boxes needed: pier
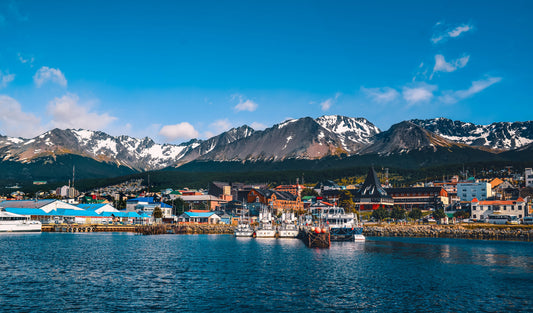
[298,227,330,248]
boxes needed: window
[518,205,522,211]
[473,214,477,218]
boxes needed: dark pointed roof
[356,168,392,199]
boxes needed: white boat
[254,207,276,238]
[0,210,42,232]
[234,203,254,237]
[320,206,365,242]
[278,212,299,238]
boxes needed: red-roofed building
[471,197,526,221]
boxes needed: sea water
[0,233,531,312]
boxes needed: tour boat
[320,206,364,241]
[277,212,299,238]
[0,210,42,232]
[254,207,276,238]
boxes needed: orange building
[247,188,303,214]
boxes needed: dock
[298,227,330,248]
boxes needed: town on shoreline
[1,166,532,240]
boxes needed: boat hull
[0,222,42,232]
[234,230,254,237]
[254,229,276,238]
[278,230,299,238]
[329,227,363,241]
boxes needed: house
[313,180,341,195]
[126,197,172,217]
[178,210,221,224]
[471,197,527,220]
[525,168,533,187]
[247,188,303,214]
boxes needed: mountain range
[0,115,532,182]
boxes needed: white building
[525,168,533,187]
[471,198,527,220]
[457,182,492,201]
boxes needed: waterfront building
[274,184,305,197]
[247,188,303,214]
[180,194,227,211]
[385,187,449,210]
[0,199,82,213]
[76,203,119,214]
[353,168,394,211]
[457,182,492,201]
[525,168,533,187]
[126,197,172,217]
[208,181,233,201]
[471,197,526,220]
[178,210,221,224]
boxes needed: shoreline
[363,224,533,242]
[42,223,533,241]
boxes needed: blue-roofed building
[76,203,118,214]
[126,197,173,218]
[178,211,221,224]
[0,199,82,213]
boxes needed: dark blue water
[0,233,531,312]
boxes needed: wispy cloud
[402,83,437,105]
[251,122,267,130]
[34,66,67,87]
[47,93,116,130]
[362,87,399,103]
[232,94,258,112]
[0,70,15,88]
[319,92,341,111]
[0,95,44,138]
[159,122,199,141]
[430,54,469,79]
[440,76,502,104]
[431,23,473,44]
[210,119,232,133]
[18,53,34,66]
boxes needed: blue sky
[0,0,531,143]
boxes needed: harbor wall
[363,224,533,241]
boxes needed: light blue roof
[3,208,50,216]
[54,209,101,217]
[183,212,216,218]
[76,203,108,211]
[127,197,154,203]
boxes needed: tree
[453,210,470,219]
[408,208,422,220]
[371,206,389,221]
[433,208,446,220]
[338,190,356,213]
[152,206,163,219]
[301,188,319,197]
[390,206,406,221]
[168,198,186,216]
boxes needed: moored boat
[0,210,42,232]
[278,212,299,238]
[320,206,364,241]
[254,207,276,238]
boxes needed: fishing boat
[254,207,276,238]
[234,207,254,237]
[277,212,299,238]
[320,206,364,241]
[0,210,42,232]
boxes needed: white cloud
[33,66,67,87]
[251,122,267,130]
[159,122,199,141]
[47,93,116,130]
[210,119,232,133]
[431,23,473,44]
[0,70,15,88]
[440,76,502,104]
[233,94,258,112]
[319,92,341,111]
[431,54,469,79]
[402,84,437,105]
[0,95,44,138]
[18,53,34,66]
[362,87,399,103]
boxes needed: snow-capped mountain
[410,118,533,150]
[195,116,381,161]
[0,126,255,171]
